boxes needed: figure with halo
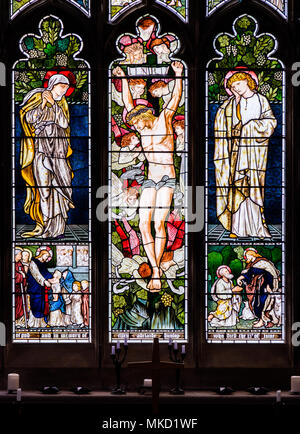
[214,69,277,238]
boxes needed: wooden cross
[128,338,184,414]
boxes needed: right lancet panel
[205,15,285,343]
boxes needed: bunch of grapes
[18,72,30,83]
[242,34,251,46]
[274,71,283,81]
[161,293,173,307]
[231,45,238,57]
[82,92,89,102]
[114,308,124,317]
[114,113,123,126]
[208,73,215,86]
[260,83,270,95]
[257,54,266,66]
[29,49,39,58]
[56,54,68,67]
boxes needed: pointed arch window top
[206,0,232,16]
[109,0,143,22]
[10,0,91,19]
[155,0,189,23]
[207,0,287,18]
[261,0,287,18]
[11,0,39,19]
[66,0,90,17]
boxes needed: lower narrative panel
[13,243,91,343]
[206,243,285,343]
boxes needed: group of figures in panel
[15,245,89,332]
[110,15,187,339]
[207,246,282,334]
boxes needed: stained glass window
[155,0,189,23]
[262,0,287,18]
[66,0,91,17]
[109,15,188,343]
[12,15,92,342]
[109,0,143,22]
[10,0,91,19]
[205,14,285,343]
[10,0,39,19]
[207,0,231,16]
[207,0,287,18]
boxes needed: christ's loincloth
[142,175,176,191]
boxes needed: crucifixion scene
[109,15,187,342]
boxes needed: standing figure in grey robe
[20,74,75,239]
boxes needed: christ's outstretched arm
[163,61,184,117]
[112,66,134,112]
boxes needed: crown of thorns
[126,105,153,125]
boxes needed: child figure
[48,270,62,302]
[70,281,84,327]
[47,270,67,327]
[81,280,89,327]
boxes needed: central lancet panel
[108,15,188,343]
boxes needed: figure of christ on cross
[113,61,184,292]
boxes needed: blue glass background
[14,104,89,225]
[15,187,89,224]
[14,104,89,188]
[15,104,89,138]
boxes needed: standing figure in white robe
[20,74,75,239]
[214,71,277,238]
[69,281,84,326]
[208,265,242,327]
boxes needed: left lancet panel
[12,15,92,343]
